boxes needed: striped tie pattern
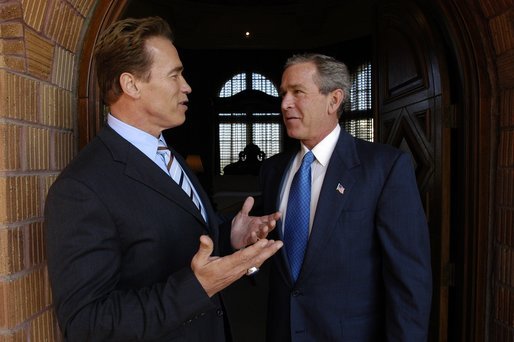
[157,141,205,219]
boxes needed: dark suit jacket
[45,126,228,341]
[261,128,432,341]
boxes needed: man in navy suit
[260,53,432,341]
[45,17,282,341]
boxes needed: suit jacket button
[292,289,301,297]
[216,308,224,316]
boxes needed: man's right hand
[191,235,283,297]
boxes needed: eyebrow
[280,83,304,93]
[168,65,184,75]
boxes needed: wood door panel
[384,28,429,100]
[376,1,451,341]
[381,99,435,192]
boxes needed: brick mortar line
[0,262,47,282]
[0,117,76,132]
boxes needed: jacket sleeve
[375,152,433,341]
[44,176,217,341]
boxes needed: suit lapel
[99,127,210,230]
[170,147,220,237]
[266,151,297,285]
[297,130,361,282]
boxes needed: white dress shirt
[280,125,341,235]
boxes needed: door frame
[78,0,128,149]
[434,1,496,341]
[77,1,496,340]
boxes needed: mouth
[284,115,300,122]
[283,109,300,121]
[179,100,189,108]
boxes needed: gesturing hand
[191,235,283,297]
[230,196,281,250]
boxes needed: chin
[286,128,302,140]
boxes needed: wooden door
[375,1,452,341]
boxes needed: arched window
[216,72,282,174]
[219,72,279,98]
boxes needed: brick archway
[77,0,127,149]
[0,0,512,340]
[0,0,126,339]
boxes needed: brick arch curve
[69,1,511,342]
[77,0,128,149]
[431,1,497,340]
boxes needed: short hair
[94,16,174,105]
[284,53,350,116]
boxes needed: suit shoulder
[354,137,405,161]
[54,135,114,184]
[348,137,415,177]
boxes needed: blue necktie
[284,151,314,281]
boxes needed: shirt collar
[107,114,165,160]
[300,125,341,167]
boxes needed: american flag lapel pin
[336,183,345,195]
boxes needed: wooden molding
[78,1,128,149]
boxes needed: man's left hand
[230,197,281,250]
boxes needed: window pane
[251,73,279,97]
[350,63,372,111]
[219,112,246,117]
[219,73,246,97]
[219,123,247,173]
[342,118,374,142]
[253,112,280,116]
[252,123,281,159]
[218,72,282,175]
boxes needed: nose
[281,93,293,111]
[181,77,192,94]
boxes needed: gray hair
[284,53,350,116]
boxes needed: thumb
[196,235,214,261]
[239,196,255,216]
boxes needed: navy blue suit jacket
[261,128,432,341]
[45,126,228,341]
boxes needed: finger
[250,231,259,243]
[239,196,255,216]
[271,211,282,221]
[252,241,283,268]
[238,239,283,268]
[268,212,281,226]
[254,225,268,240]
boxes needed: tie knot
[301,151,315,167]
[157,139,170,153]
[157,140,173,171]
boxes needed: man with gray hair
[260,53,432,341]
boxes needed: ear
[328,89,344,115]
[119,72,140,99]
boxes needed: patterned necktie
[157,140,205,220]
[284,151,315,281]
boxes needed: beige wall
[0,0,512,341]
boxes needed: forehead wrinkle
[281,82,304,92]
